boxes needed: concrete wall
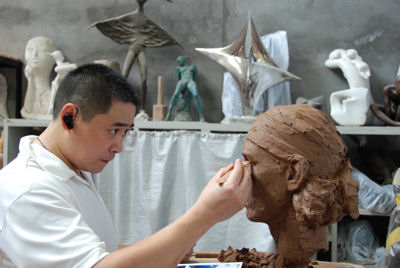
[0,0,399,122]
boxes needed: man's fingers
[224,159,244,185]
[240,163,252,194]
[218,163,234,177]
[217,160,251,186]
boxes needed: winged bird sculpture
[91,0,181,111]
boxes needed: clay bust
[21,36,56,119]
[242,104,359,267]
[325,48,373,126]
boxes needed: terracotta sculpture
[325,48,374,126]
[370,74,400,126]
[165,56,204,121]
[91,0,180,113]
[242,104,359,267]
[21,36,57,120]
[383,75,400,121]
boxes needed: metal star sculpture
[196,16,300,116]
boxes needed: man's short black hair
[53,63,139,121]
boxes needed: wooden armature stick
[217,161,250,186]
[157,75,164,105]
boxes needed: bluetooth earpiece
[63,107,79,130]
[63,114,74,129]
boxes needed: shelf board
[3,118,50,128]
[136,121,400,135]
[133,121,252,133]
[337,126,400,135]
[358,208,392,216]
[4,119,400,136]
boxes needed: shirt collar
[20,135,93,187]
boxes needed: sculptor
[242,104,359,267]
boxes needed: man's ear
[286,154,310,191]
[59,103,78,130]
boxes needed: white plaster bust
[21,36,56,120]
[325,48,374,126]
[0,73,9,119]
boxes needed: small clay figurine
[370,74,400,126]
[165,56,204,121]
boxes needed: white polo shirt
[0,136,118,267]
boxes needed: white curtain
[94,130,274,252]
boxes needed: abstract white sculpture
[325,48,374,126]
[48,50,77,116]
[21,36,56,120]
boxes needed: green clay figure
[165,56,204,121]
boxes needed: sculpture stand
[152,76,167,121]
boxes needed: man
[0,64,251,267]
[242,104,359,267]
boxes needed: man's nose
[111,136,124,153]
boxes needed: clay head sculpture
[242,104,359,267]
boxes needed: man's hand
[192,159,252,225]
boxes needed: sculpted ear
[286,154,310,191]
